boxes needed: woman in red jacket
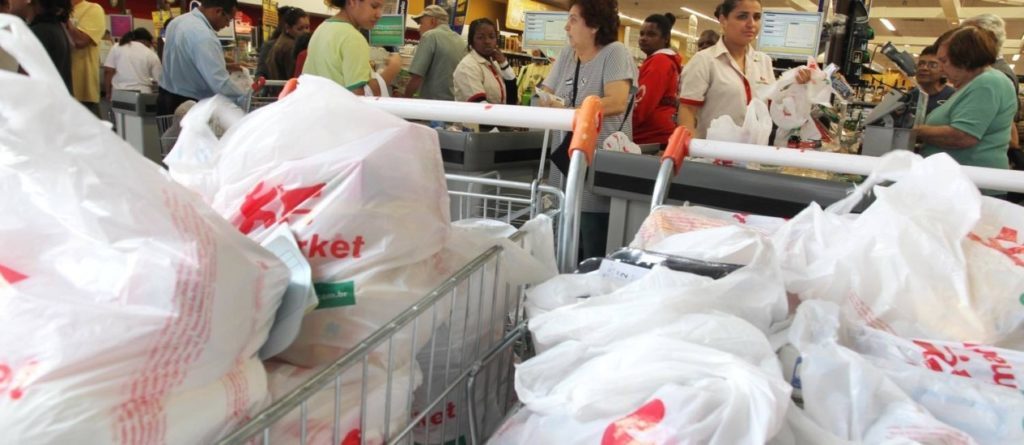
[634,13,683,146]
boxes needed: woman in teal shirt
[916,25,1016,170]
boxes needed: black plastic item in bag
[577,248,743,280]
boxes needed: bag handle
[826,150,918,215]
[0,16,64,87]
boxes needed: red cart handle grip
[279,78,299,99]
[662,126,692,175]
[568,96,603,166]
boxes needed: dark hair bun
[664,13,676,26]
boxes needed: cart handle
[568,96,603,165]
[279,78,299,99]
[662,126,692,175]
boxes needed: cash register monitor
[523,11,570,58]
[756,11,823,61]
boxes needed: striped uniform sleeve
[678,52,711,107]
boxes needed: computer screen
[756,10,822,61]
[522,11,569,58]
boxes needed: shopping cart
[249,78,290,111]
[216,95,603,445]
[647,127,1024,207]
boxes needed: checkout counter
[591,150,856,250]
[437,129,548,220]
[111,90,162,164]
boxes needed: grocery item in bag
[0,17,289,444]
[630,205,786,250]
[773,151,1024,348]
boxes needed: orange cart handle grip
[662,126,692,175]
[279,78,299,99]
[568,96,603,165]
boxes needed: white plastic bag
[706,98,773,146]
[788,301,1024,444]
[529,225,788,353]
[0,16,289,444]
[168,75,453,367]
[773,151,1024,348]
[491,318,791,445]
[765,59,833,143]
[789,301,1024,444]
[630,205,786,250]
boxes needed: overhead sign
[369,14,405,47]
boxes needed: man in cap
[403,4,467,100]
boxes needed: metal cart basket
[215,96,604,445]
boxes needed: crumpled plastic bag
[789,301,1022,444]
[765,58,833,143]
[490,317,791,445]
[772,150,1024,349]
[706,98,773,147]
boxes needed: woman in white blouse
[678,0,809,138]
[453,18,516,105]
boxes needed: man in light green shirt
[404,5,466,100]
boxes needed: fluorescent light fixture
[879,18,896,32]
[680,7,717,22]
[1014,54,1020,62]
[1012,64,1017,70]
[618,13,643,25]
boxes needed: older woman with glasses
[916,26,1016,185]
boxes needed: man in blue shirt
[158,0,247,114]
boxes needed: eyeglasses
[917,61,940,69]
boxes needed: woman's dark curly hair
[570,0,620,46]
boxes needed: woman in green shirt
[303,0,401,96]
[916,25,1016,171]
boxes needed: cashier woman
[678,0,810,138]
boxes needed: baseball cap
[412,5,449,23]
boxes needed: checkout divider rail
[216,96,604,445]
[649,127,1024,208]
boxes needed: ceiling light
[1012,64,1017,70]
[618,13,643,25]
[680,7,717,22]
[1014,54,1021,62]
[879,18,896,32]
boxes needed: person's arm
[1011,124,1020,150]
[916,80,1003,150]
[676,53,711,132]
[678,104,699,133]
[915,124,979,149]
[633,58,671,127]
[492,51,516,81]
[404,34,435,98]
[66,5,105,49]
[193,34,248,97]
[601,80,631,116]
[103,67,115,100]
[149,51,163,86]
